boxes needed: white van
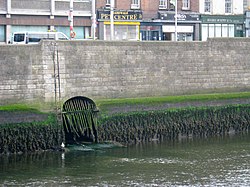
[11,31,69,44]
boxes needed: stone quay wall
[0,38,250,106]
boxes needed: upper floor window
[106,0,110,4]
[159,0,167,9]
[106,0,111,8]
[169,0,176,10]
[106,0,115,9]
[204,0,211,13]
[131,0,140,9]
[225,0,232,13]
[182,0,190,10]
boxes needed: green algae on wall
[0,114,64,154]
[97,105,250,145]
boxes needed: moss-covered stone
[97,105,250,145]
[0,114,64,154]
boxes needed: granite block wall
[0,38,250,105]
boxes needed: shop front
[140,22,162,41]
[97,10,142,41]
[0,25,5,43]
[158,11,200,41]
[200,15,244,41]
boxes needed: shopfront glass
[201,24,236,41]
[228,24,234,37]
[0,26,5,42]
[104,24,139,40]
[140,25,161,41]
[11,26,48,34]
[55,26,87,39]
[222,24,228,37]
[215,24,221,37]
[162,25,194,41]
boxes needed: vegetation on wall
[97,105,250,145]
[0,114,64,154]
[1,92,250,153]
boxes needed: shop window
[228,24,234,37]
[159,0,167,9]
[131,0,140,9]
[0,26,5,42]
[215,24,222,37]
[182,0,190,10]
[222,24,228,37]
[204,0,211,13]
[208,24,215,38]
[225,0,232,13]
[201,24,208,41]
[104,24,139,41]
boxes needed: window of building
[204,0,211,13]
[225,0,232,13]
[201,23,236,41]
[182,0,190,10]
[104,24,140,41]
[0,26,5,42]
[169,0,176,10]
[131,0,140,9]
[106,0,111,8]
[106,0,115,9]
[159,0,167,9]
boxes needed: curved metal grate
[62,96,99,143]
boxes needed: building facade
[0,0,94,44]
[1,0,248,43]
[157,0,200,41]
[199,0,244,41]
[96,0,144,41]
[96,0,200,41]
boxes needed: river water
[0,133,250,187]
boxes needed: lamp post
[110,0,114,40]
[69,0,74,39]
[174,0,178,41]
[91,0,96,39]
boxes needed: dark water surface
[0,133,250,186]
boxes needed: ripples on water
[0,133,250,186]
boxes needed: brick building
[96,0,200,41]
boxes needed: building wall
[0,0,93,43]
[141,0,159,19]
[0,39,250,106]
[199,0,243,14]
[0,0,6,12]
[188,0,199,12]
[0,44,45,103]
[97,0,199,18]
[243,0,248,10]
[96,0,200,41]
